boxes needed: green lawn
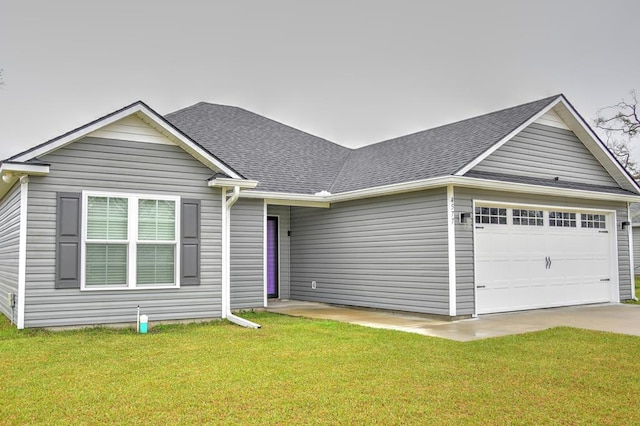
[1,313,639,425]
[629,276,640,304]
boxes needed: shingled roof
[329,96,560,192]
[165,103,351,193]
[166,96,561,194]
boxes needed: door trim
[266,215,280,299]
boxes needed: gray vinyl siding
[24,137,222,328]
[267,205,291,299]
[230,198,264,309]
[0,183,21,322]
[290,189,450,315]
[454,187,632,314]
[471,123,618,187]
[633,226,640,274]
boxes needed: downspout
[223,186,261,328]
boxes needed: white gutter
[221,185,261,329]
[239,175,640,205]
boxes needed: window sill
[80,285,180,291]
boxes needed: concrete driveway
[266,300,640,341]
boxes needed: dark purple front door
[267,216,278,298]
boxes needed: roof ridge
[167,102,351,151]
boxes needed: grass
[1,313,639,425]
[627,276,640,304]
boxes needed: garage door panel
[475,205,613,314]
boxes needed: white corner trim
[628,203,636,300]
[447,185,457,317]
[471,199,478,318]
[611,210,621,303]
[456,97,563,175]
[221,188,228,319]
[17,176,29,329]
[263,201,268,308]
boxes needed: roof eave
[8,102,243,180]
[455,95,640,195]
[0,162,51,200]
[208,178,259,189]
[241,175,640,205]
[455,96,563,176]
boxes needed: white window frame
[80,191,181,290]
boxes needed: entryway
[267,216,279,298]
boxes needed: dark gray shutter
[56,193,82,289]
[181,199,201,286]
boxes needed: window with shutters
[82,192,180,289]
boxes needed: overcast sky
[1,0,639,161]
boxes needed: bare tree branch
[595,90,640,138]
[594,90,640,178]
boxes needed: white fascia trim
[446,185,457,317]
[455,176,640,203]
[10,104,242,179]
[17,176,29,329]
[240,174,640,207]
[239,190,331,208]
[0,163,50,176]
[456,97,563,175]
[208,178,259,189]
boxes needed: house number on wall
[450,196,455,225]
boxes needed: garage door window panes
[581,213,606,229]
[549,212,576,227]
[475,207,507,224]
[513,209,544,226]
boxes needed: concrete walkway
[266,300,640,341]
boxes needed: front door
[267,216,279,298]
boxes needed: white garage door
[475,205,615,314]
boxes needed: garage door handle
[600,278,610,282]
[477,285,486,289]
[545,256,552,269]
